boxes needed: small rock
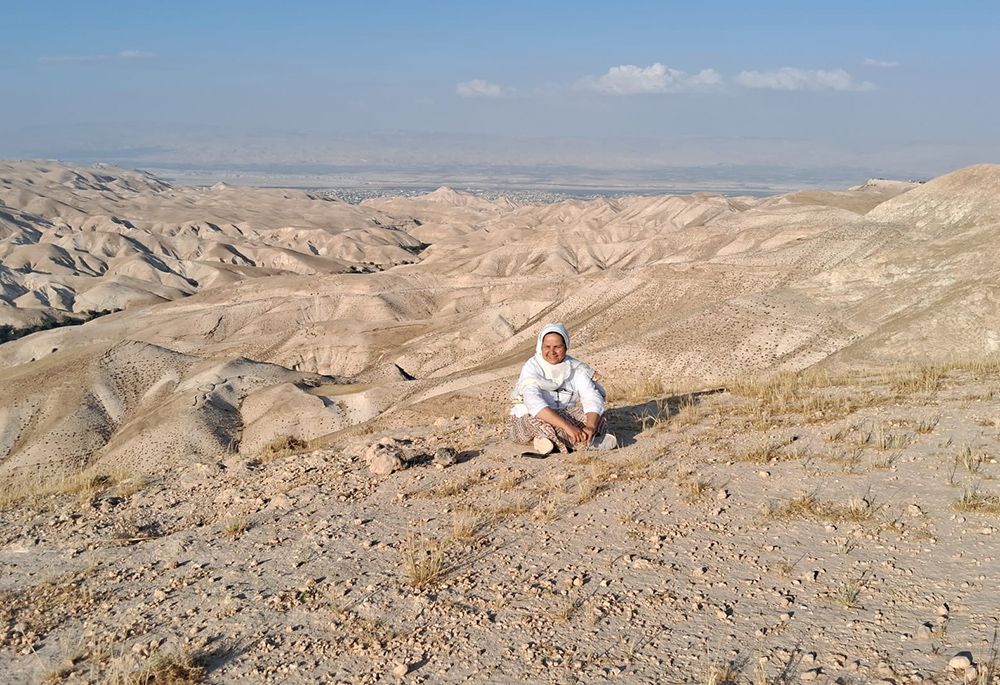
[937,603,950,616]
[392,663,409,678]
[433,447,458,468]
[802,652,817,665]
[965,667,978,682]
[268,493,293,510]
[800,668,821,681]
[716,489,729,500]
[916,623,933,639]
[908,504,923,517]
[366,443,405,476]
[949,655,973,671]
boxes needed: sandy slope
[3,365,1000,683]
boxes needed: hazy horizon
[2,1,998,188]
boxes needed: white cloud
[864,58,899,68]
[39,50,157,64]
[578,62,723,95]
[118,50,156,60]
[456,79,513,98]
[734,67,875,92]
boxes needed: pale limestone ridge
[0,160,426,327]
[8,162,1000,489]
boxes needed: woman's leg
[548,408,608,452]
[507,408,608,453]
[506,413,568,452]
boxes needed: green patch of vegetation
[0,309,121,345]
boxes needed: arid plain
[2,160,1000,683]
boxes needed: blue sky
[2,1,998,180]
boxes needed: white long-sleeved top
[509,357,606,418]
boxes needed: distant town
[326,186,777,205]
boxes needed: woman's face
[541,332,567,364]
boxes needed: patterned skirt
[505,407,609,453]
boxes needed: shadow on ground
[607,387,726,447]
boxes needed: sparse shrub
[956,444,986,474]
[104,648,206,685]
[954,485,1000,514]
[764,491,878,523]
[223,516,247,537]
[451,507,481,540]
[887,363,943,394]
[702,660,740,685]
[833,577,865,608]
[259,435,309,462]
[402,532,447,588]
[607,378,666,404]
[575,478,603,503]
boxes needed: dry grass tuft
[545,593,580,623]
[764,491,876,522]
[451,507,482,541]
[954,485,1000,514]
[1,467,128,510]
[418,471,485,499]
[833,577,865,609]
[681,478,713,504]
[259,435,309,462]
[736,435,799,464]
[701,659,741,685]
[402,532,448,589]
[223,516,247,537]
[575,478,602,504]
[492,496,534,519]
[497,471,525,492]
[956,445,987,475]
[887,364,943,395]
[915,416,940,434]
[827,447,864,473]
[104,649,207,685]
[607,377,666,404]
[873,426,909,451]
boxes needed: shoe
[589,433,618,451]
[533,436,555,455]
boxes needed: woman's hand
[565,424,589,445]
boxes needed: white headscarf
[511,323,604,400]
[533,323,573,388]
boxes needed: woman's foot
[533,436,555,455]
[589,433,618,450]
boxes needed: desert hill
[0,160,429,328]
[5,161,1000,491]
[7,160,1000,683]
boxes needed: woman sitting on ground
[507,323,617,455]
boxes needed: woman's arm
[575,370,605,442]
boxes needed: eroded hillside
[5,162,1000,489]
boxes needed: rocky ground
[3,362,1000,684]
